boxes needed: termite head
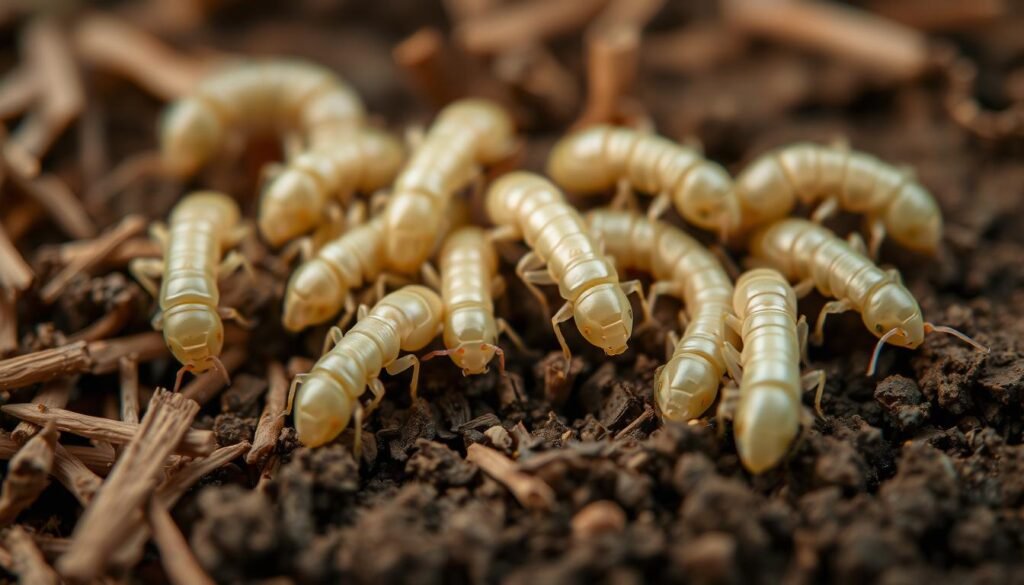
[293,374,352,447]
[546,127,617,192]
[654,357,719,421]
[735,386,799,474]
[159,98,225,178]
[283,260,345,332]
[862,282,924,349]
[573,284,633,355]
[259,167,324,247]
[384,190,441,273]
[162,304,224,372]
[674,163,742,239]
[442,309,498,375]
[884,184,942,253]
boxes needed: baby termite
[735,142,943,256]
[289,285,443,448]
[160,59,365,177]
[747,218,987,374]
[383,98,517,274]
[720,268,825,474]
[585,209,736,421]
[547,125,741,240]
[129,192,250,389]
[258,127,405,247]
[420,226,525,375]
[487,172,646,370]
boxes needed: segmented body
[292,285,443,447]
[486,172,634,355]
[258,127,404,247]
[736,142,942,252]
[586,209,734,420]
[730,269,803,474]
[282,217,386,332]
[159,192,241,371]
[438,227,501,374]
[383,98,516,273]
[749,218,925,349]
[160,59,365,177]
[547,125,740,237]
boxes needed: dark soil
[3,1,1024,584]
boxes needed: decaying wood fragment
[148,503,216,585]
[247,361,287,467]
[0,341,90,392]
[455,0,607,55]
[181,346,247,405]
[574,25,641,128]
[120,355,140,424]
[40,214,146,303]
[2,526,60,585]
[0,423,57,526]
[11,378,73,444]
[466,442,555,510]
[51,444,102,505]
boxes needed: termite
[129,192,250,387]
[258,127,405,247]
[748,218,986,374]
[585,209,735,420]
[282,215,386,332]
[420,227,524,375]
[290,285,443,448]
[546,125,741,240]
[160,59,365,177]
[720,268,825,474]
[382,98,516,274]
[487,172,645,368]
[735,142,943,256]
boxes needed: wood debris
[466,442,555,510]
[40,214,147,303]
[247,361,287,467]
[51,444,103,506]
[1,526,60,585]
[455,0,607,55]
[181,346,247,405]
[0,422,57,526]
[120,355,141,424]
[11,378,73,444]
[148,502,216,585]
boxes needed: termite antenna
[924,323,989,354]
[419,348,452,362]
[867,327,905,376]
[172,365,191,393]
[490,344,506,377]
[210,355,232,386]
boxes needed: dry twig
[120,355,140,424]
[0,422,57,526]
[0,222,33,294]
[0,341,90,392]
[2,526,59,585]
[0,293,16,357]
[865,0,1004,32]
[393,28,466,108]
[455,0,607,55]
[247,361,287,466]
[0,433,115,477]
[466,442,555,510]
[574,25,641,128]
[11,378,73,443]
[148,503,216,585]
[51,444,103,506]
[40,214,147,303]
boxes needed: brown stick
[722,0,929,79]
[0,341,90,392]
[181,346,247,405]
[47,236,161,268]
[0,433,115,476]
[6,170,97,240]
[57,389,201,581]
[573,25,640,128]
[466,443,555,510]
[74,13,213,101]
[0,422,57,526]
[120,355,140,425]
[0,293,16,357]
[11,378,73,444]
[0,66,37,120]
[14,18,84,158]
[455,0,608,55]
[66,292,135,343]
[149,503,216,585]
[2,526,59,585]
[393,28,466,109]
[641,23,747,74]
[51,444,102,506]
[247,361,287,467]
[0,403,216,458]
[87,331,168,374]
[40,214,146,303]
[0,222,33,293]
[589,0,665,32]
[864,0,1004,32]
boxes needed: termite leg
[793,278,815,299]
[366,377,386,415]
[321,326,344,356]
[151,311,164,331]
[811,197,839,224]
[551,301,575,376]
[715,382,739,437]
[420,262,442,292]
[218,306,252,328]
[385,354,421,400]
[885,268,903,285]
[611,178,639,212]
[497,318,529,354]
[312,201,346,247]
[373,273,412,304]
[129,258,164,297]
[218,250,255,283]
[404,125,425,149]
[227,223,252,248]
[336,293,357,330]
[665,329,681,361]
[711,245,742,281]
[722,341,743,383]
[797,314,811,367]
[280,236,313,264]
[646,192,671,221]
[724,313,743,337]
[487,224,520,244]
[620,279,652,324]
[284,373,308,414]
[369,189,390,216]
[357,304,369,322]
[646,281,680,316]
[846,232,869,257]
[802,369,827,418]
[677,310,690,332]
[867,219,886,260]
[812,299,853,346]
[490,275,508,298]
[516,251,552,318]
[148,222,169,247]
[352,402,364,459]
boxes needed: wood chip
[120,355,140,424]
[0,403,216,458]
[0,422,57,526]
[57,389,201,581]
[455,0,607,55]
[87,331,168,374]
[148,503,216,585]
[11,378,73,444]
[40,214,146,303]
[0,341,90,392]
[246,361,286,467]
[466,442,555,510]
[51,443,102,506]
[2,526,59,585]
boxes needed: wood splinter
[247,361,287,467]
[2,525,60,585]
[466,442,555,510]
[0,422,57,526]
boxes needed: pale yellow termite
[546,125,741,240]
[160,59,365,177]
[383,98,516,274]
[281,216,386,332]
[721,268,825,474]
[735,142,943,255]
[748,218,986,374]
[486,172,645,368]
[420,226,524,375]
[585,209,735,421]
[258,127,405,247]
[129,192,249,386]
[290,285,443,448]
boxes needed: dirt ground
[2,1,1024,584]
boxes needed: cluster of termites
[136,58,988,475]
